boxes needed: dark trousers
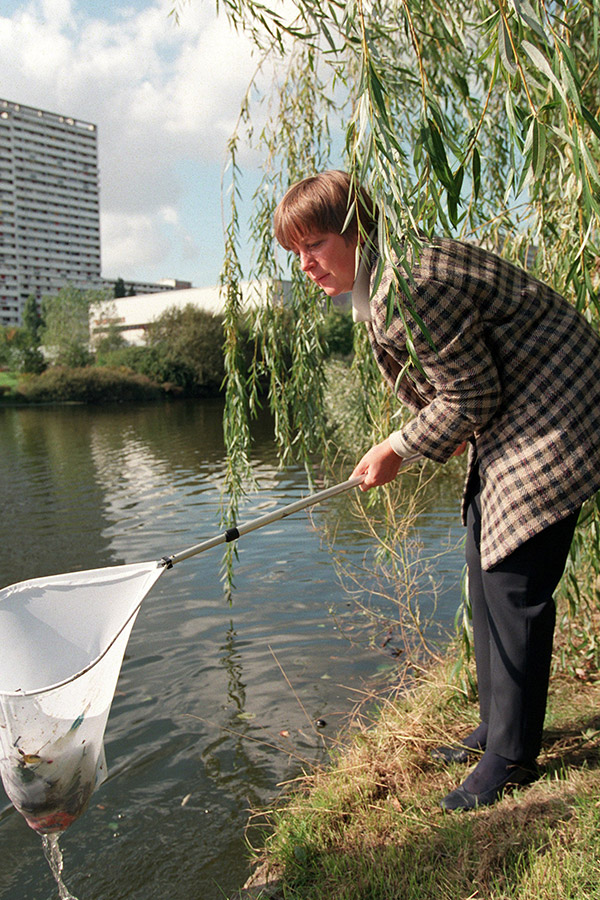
[465,471,579,761]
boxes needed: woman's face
[290,231,358,296]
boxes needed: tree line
[0,285,354,402]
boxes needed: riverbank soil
[238,650,600,900]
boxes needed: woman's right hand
[351,438,404,491]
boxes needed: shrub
[16,366,164,404]
[145,305,227,395]
[98,345,165,377]
[12,345,47,375]
[96,343,199,393]
[93,323,128,360]
[0,325,46,374]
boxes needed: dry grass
[237,653,600,900]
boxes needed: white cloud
[0,0,263,284]
[40,0,73,28]
[160,206,180,227]
[101,210,171,276]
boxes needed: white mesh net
[0,561,164,832]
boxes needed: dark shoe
[440,760,538,811]
[431,744,477,765]
[431,723,488,765]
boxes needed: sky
[0,0,268,287]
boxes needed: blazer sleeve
[372,275,504,463]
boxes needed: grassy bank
[0,366,174,404]
[0,370,18,396]
[238,648,600,900]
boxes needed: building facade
[0,98,102,328]
[92,280,293,346]
[103,277,193,298]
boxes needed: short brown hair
[274,170,376,250]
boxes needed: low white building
[91,279,292,346]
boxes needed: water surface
[0,401,464,899]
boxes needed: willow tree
[211,0,598,479]
[203,0,600,622]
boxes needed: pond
[0,400,465,900]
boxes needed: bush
[16,366,164,404]
[145,305,227,395]
[0,325,46,374]
[93,323,128,360]
[98,345,167,378]
[0,370,18,400]
[97,343,202,393]
[95,307,235,397]
[12,345,47,375]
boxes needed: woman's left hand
[351,439,404,491]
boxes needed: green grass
[0,370,18,392]
[237,653,600,900]
[0,369,18,402]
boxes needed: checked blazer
[365,237,600,570]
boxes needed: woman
[274,170,600,810]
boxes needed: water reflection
[0,401,465,899]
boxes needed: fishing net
[0,561,164,833]
[0,471,374,835]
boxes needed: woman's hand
[351,438,404,491]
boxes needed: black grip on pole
[225,527,240,542]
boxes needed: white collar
[351,240,373,323]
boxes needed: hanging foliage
[186,0,600,642]
[210,0,600,491]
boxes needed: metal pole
[160,475,365,568]
[159,453,422,569]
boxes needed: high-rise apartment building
[0,98,102,328]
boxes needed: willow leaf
[531,119,546,180]
[498,19,517,75]
[404,327,427,378]
[559,57,582,113]
[393,360,413,395]
[521,40,567,104]
[510,0,548,42]
[472,147,481,201]
[579,138,600,189]
[403,299,437,353]
[582,105,600,142]
[424,120,455,192]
